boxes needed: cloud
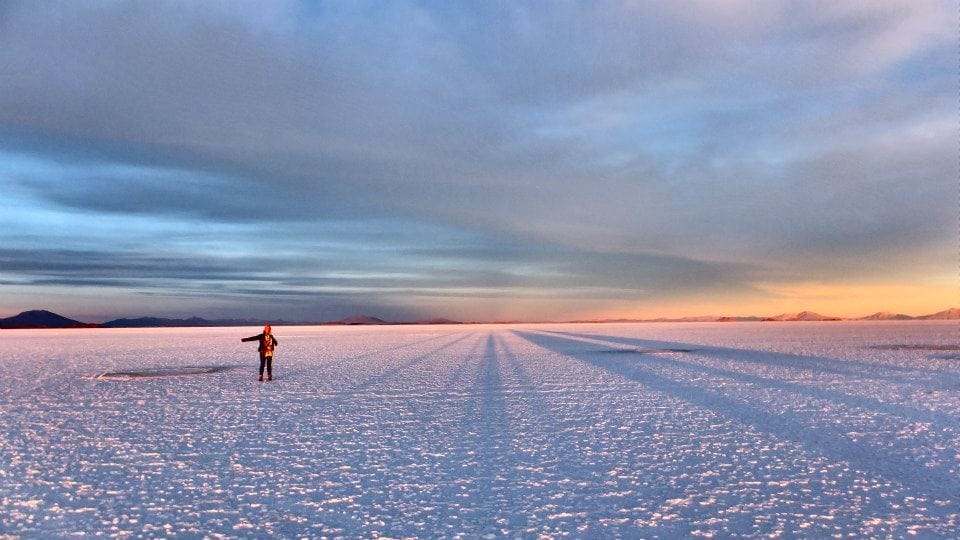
[0,0,953,318]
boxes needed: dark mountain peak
[0,310,95,329]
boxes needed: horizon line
[1,307,958,328]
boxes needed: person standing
[241,324,279,381]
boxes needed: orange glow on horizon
[587,280,958,321]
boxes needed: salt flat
[1,322,958,537]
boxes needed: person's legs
[258,353,266,381]
[266,356,273,380]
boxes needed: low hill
[763,311,842,322]
[328,315,389,325]
[413,318,463,325]
[102,316,271,328]
[917,308,960,320]
[858,311,914,321]
[0,310,97,329]
[647,315,721,323]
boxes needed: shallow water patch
[597,348,696,355]
[870,345,960,351]
[95,365,239,380]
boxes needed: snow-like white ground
[1,321,958,538]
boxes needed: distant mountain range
[101,316,280,328]
[1,308,958,329]
[0,310,464,329]
[568,307,960,324]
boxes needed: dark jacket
[242,333,278,354]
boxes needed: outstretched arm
[241,334,261,342]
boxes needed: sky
[0,1,955,323]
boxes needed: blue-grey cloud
[0,0,953,319]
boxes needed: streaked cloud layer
[0,1,953,321]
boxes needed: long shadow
[330,333,475,398]
[448,334,523,534]
[545,330,957,386]
[515,330,960,502]
[497,334,622,484]
[534,331,960,431]
[280,330,466,380]
[442,334,486,393]
[273,332,476,400]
